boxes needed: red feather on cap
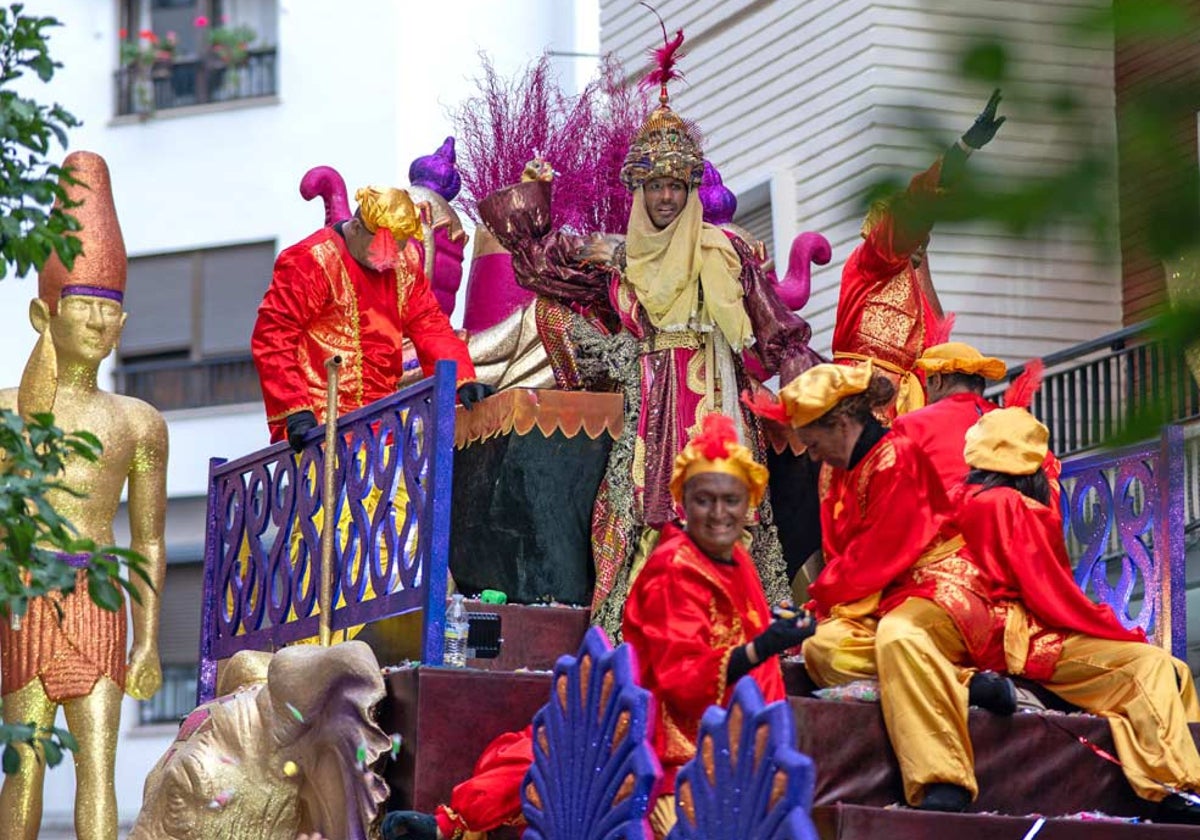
[740,389,790,425]
[1003,358,1045,409]
[692,413,738,460]
[366,226,401,271]
[926,311,956,347]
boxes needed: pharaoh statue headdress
[618,13,704,191]
[21,151,127,418]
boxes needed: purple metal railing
[1060,424,1186,658]
[196,361,456,703]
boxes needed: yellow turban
[775,362,874,428]
[355,186,423,242]
[916,342,1007,380]
[963,407,1048,476]
[669,414,768,508]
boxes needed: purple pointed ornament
[699,160,737,225]
[408,136,462,201]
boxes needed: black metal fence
[116,353,260,412]
[114,47,277,116]
[988,322,1200,457]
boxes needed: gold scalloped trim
[454,388,623,449]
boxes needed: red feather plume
[638,3,685,95]
[740,389,790,426]
[1003,358,1045,409]
[926,311,956,347]
[366,226,401,271]
[692,413,739,460]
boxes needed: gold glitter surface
[0,151,167,840]
[37,151,127,314]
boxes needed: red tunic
[832,161,941,384]
[955,486,1145,680]
[251,228,477,442]
[807,432,967,618]
[434,523,786,837]
[623,522,786,792]
[891,393,1063,507]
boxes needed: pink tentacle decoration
[776,231,830,312]
[300,165,352,227]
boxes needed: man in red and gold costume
[252,184,489,450]
[955,408,1200,823]
[832,91,1005,418]
[892,341,1061,503]
[380,414,812,840]
[747,362,1014,812]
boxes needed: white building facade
[600,0,1122,363]
[2,1,598,833]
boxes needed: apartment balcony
[113,47,277,117]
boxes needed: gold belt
[639,331,703,354]
[911,534,967,569]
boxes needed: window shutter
[121,252,193,356]
[199,241,275,356]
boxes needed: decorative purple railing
[522,627,661,840]
[1060,424,1186,658]
[669,677,818,840]
[196,362,457,703]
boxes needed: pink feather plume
[1003,358,1045,409]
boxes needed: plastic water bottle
[444,593,469,668]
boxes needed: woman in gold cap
[382,414,811,839]
[955,408,1200,823]
[747,361,1013,812]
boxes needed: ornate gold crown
[620,104,704,192]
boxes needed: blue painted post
[421,360,457,665]
[197,456,228,704]
[1160,424,1187,660]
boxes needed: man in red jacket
[893,341,1060,503]
[252,184,490,450]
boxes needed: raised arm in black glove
[941,88,1005,187]
[457,381,496,410]
[726,612,816,685]
[285,410,318,453]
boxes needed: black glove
[381,811,438,840]
[285,410,318,454]
[726,613,816,684]
[961,88,1005,150]
[457,381,495,410]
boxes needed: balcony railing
[115,353,260,412]
[114,47,277,116]
[988,322,1200,457]
[197,362,458,703]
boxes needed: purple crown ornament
[699,160,737,225]
[408,136,462,201]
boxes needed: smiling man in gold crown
[0,151,168,840]
[477,27,821,636]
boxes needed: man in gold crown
[0,151,168,840]
[956,408,1200,823]
[832,91,1006,420]
[382,414,811,840]
[476,30,820,634]
[252,184,489,450]
[892,341,1060,500]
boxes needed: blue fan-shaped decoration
[668,677,818,840]
[521,626,662,840]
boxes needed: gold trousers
[802,598,976,805]
[1043,634,1200,801]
